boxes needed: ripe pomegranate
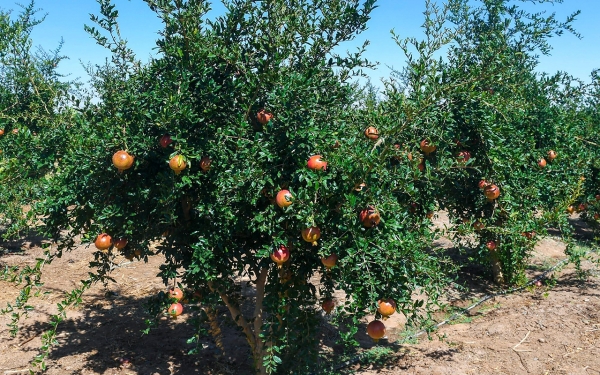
[307,155,327,171]
[322,299,335,314]
[377,299,397,320]
[167,302,183,318]
[364,126,379,140]
[522,231,536,239]
[426,211,434,219]
[478,179,489,190]
[566,205,575,214]
[486,240,497,251]
[270,245,290,268]
[359,206,381,228]
[547,150,557,161]
[256,109,273,124]
[321,254,338,269]
[94,233,112,251]
[114,238,128,250]
[594,213,600,220]
[112,150,134,172]
[199,156,212,171]
[367,320,386,342]
[301,226,321,246]
[537,158,547,168]
[0,129,4,136]
[275,189,293,208]
[159,134,172,148]
[484,184,500,200]
[457,150,471,163]
[168,287,184,301]
[473,221,485,231]
[169,155,187,174]
[577,203,587,212]
[419,139,436,155]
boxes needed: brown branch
[253,267,269,343]
[208,281,256,351]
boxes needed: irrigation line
[325,243,597,374]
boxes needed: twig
[512,331,532,352]
[4,369,30,374]
[17,334,38,347]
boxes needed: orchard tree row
[1,0,599,373]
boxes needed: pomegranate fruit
[594,213,600,220]
[417,159,425,172]
[256,109,273,124]
[199,156,212,171]
[547,150,557,161]
[473,221,485,231]
[366,320,386,342]
[364,126,379,140]
[354,182,366,192]
[419,139,436,155]
[167,302,183,318]
[377,299,397,320]
[114,238,128,250]
[168,287,184,301]
[321,253,338,269]
[478,179,489,190]
[94,233,112,251]
[484,184,500,200]
[457,150,471,163]
[577,203,587,212]
[322,299,335,314]
[359,206,381,228]
[0,129,4,136]
[169,155,187,174]
[159,134,172,148]
[275,189,293,208]
[537,158,546,168]
[301,226,321,246]
[270,245,290,268]
[566,205,575,214]
[112,150,134,172]
[486,240,497,251]
[307,155,327,171]
[522,231,536,239]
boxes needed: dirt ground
[1,214,599,375]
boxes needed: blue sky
[5,0,599,88]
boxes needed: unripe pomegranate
[94,233,112,251]
[168,287,184,301]
[256,109,273,124]
[307,155,327,171]
[275,189,293,208]
[484,184,500,200]
[457,150,471,163]
[538,158,547,168]
[377,299,397,320]
[367,320,386,342]
[486,240,497,251]
[547,150,557,161]
[112,150,134,172]
[322,299,335,314]
[364,126,379,140]
[359,206,381,228]
[169,155,187,174]
[167,302,183,318]
[159,134,172,148]
[114,238,128,250]
[199,156,212,171]
[301,226,321,246]
[321,254,338,269]
[419,139,436,155]
[270,245,290,268]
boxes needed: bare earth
[1,215,599,375]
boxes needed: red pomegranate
[486,240,497,251]
[322,299,335,314]
[168,287,184,301]
[547,150,557,161]
[457,150,471,163]
[169,155,187,174]
[364,126,379,140]
[275,190,293,208]
[359,206,381,228]
[538,158,547,168]
[94,233,112,251]
[484,185,500,200]
[159,134,172,148]
[167,302,183,318]
[270,245,290,268]
[321,254,338,269]
[301,227,321,246]
[199,156,212,172]
[256,109,273,124]
[307,155,327,171]
[112,150,134,172]
[377,299,397,320]
[478,179,489,190]
[114,238,128,250]
[367,320,386,342]
[420,139,436,155]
